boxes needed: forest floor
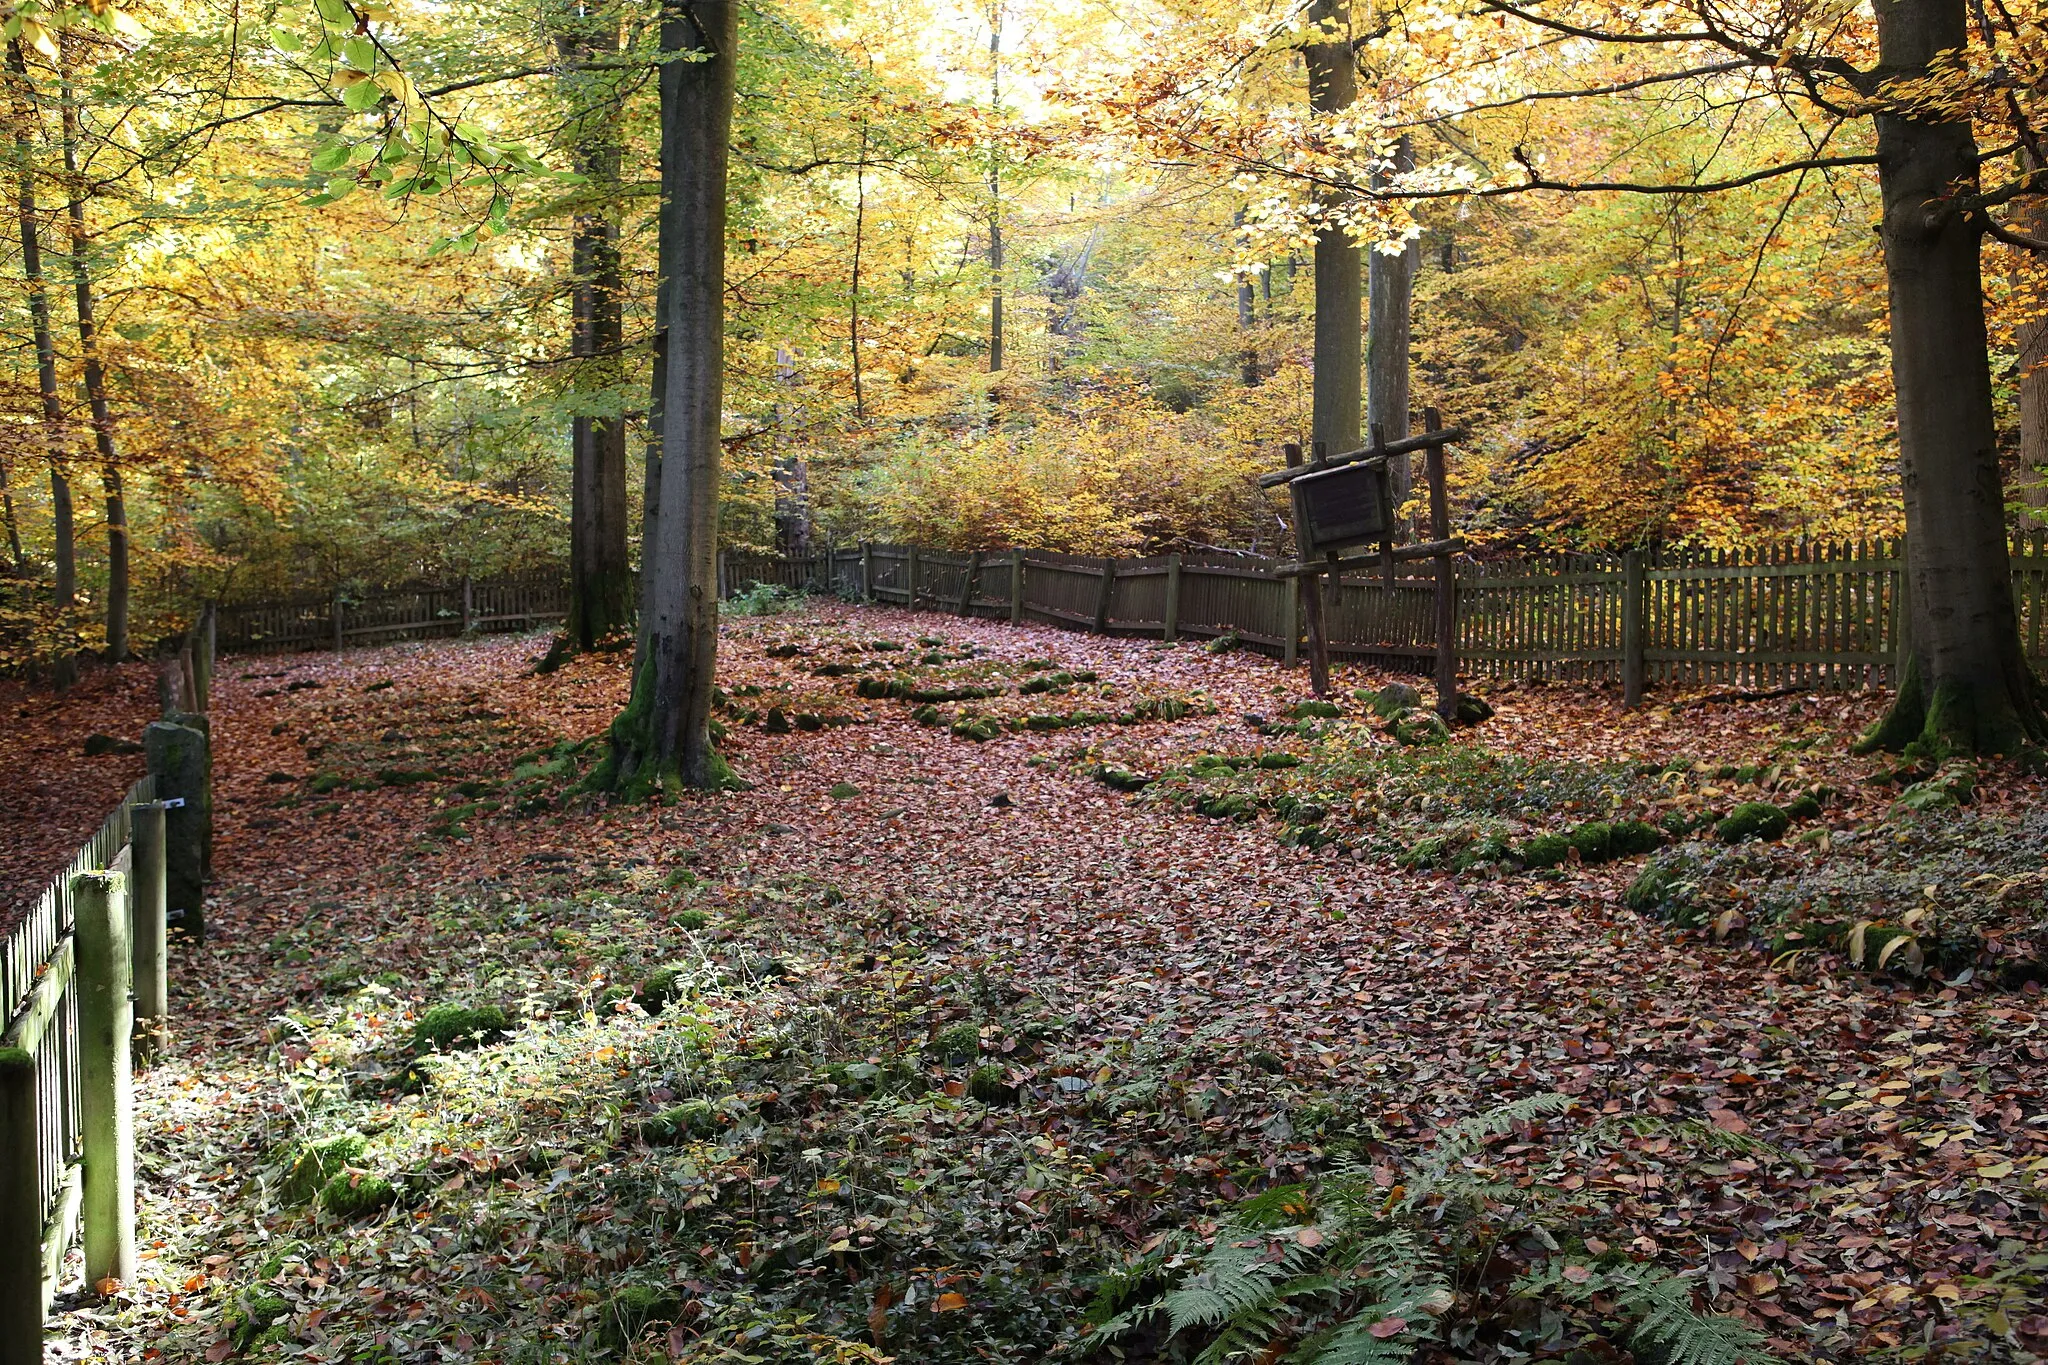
[0,661,156,919]
[29,601,2048,1364]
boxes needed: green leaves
[340,76,384,112]
[340,35,377,71]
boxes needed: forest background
[0,0,2013,664]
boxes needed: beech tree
[589,0,737,796]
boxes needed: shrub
[1716,802,1790,843]
[727,582,802,616]
[638,1099,720,1145]
[413,1002,510,1051]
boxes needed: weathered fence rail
[2,776,160,1352]
[200,534,2048,695]
[814,537,1947,693]
[213,574,569,656]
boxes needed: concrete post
[143,720,209,942]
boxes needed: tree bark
[58,46,126,661]
[2015,171,2048,530]
[1368,134,1417,522]
[9,41,74,683]
[986,5,1004,375]
[1859,0,2046,756]
[559,8,632,651]
[1235,206,1260,386]
[1304,0,1360,458]
[592,0,736,797]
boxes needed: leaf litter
[29,603,2048,1363]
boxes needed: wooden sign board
[1290,462,1392,561]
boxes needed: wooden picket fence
[213,574,569,656]
[2,775,163,1349]
[200,535,2048,693]
[804,538,1950,692]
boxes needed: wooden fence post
[131,801,168,1059]
[906,546,921,609]
[1282,575,1299,668]
[332,589,345,652]
[144,720,209,943]
[1622,549,1646,708]
[0,1045,40,1362]
[194,602,216,713]
[1163,554,1182,641]
[1010,550,1025,624]
[74,871,136,1289]
[1424,413,1457,718]
[957,552,981,616]
[1093,558,1115,633]
[860,543,874,602]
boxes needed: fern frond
[1515,1262,1777,1365]
[1420,1092,1572,1179]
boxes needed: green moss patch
[412,1002,510,1051]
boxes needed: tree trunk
[1235,206,1260,386]
[1369,133,1417,522]
[1859,0,2046,757]
[1304,0,1360,459]
[986,7,1004,375]
[58,49,126,661]
[2015,172,2048,530]
[592,0,736,797]
[9,41,74,683]
[560,9,632,651]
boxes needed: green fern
[1085,1092,1778,1365]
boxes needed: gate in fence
[1,777,166,1356]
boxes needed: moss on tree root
[584,650,740,800]
[1856,654,2048,766]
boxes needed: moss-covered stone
[1783,793,1823,820]
[1608,820,1664,856]
[910,703,943,725]
[1255,752,1302,769]
[930,1021,981,1062]
[1454,834,1516,871]
[1567,821,1614,862]
[1398,835,1457,870]
[1289,699,1342,719]
[279,1132,366,1205]
[1193,792,1256,820]
[1386,707,1450,746]
[1716,802,1790,843]
[949,715,1001,742]
[599,1283,687,1351]
[307,771,348,795]
[318,1169,395,1218]
[1095,765,1151,792]
[637,1098,720,1145]
[1519,833,1570,868]
[967,1064,1016,1104]
[225,1290,291,1351]
[674,908,709,931]
[412,1002,510,1051]
[375,768,439,787]
[828,782,861,800]
[636,965,691,1013]
[1366,682,1423,718]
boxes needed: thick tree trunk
[559,11,632,651]
[10,42,74,683]
[1304,0,1360,458]
[1368,134,1417,522]
[591,0,736,797]
[59,54,126,661]
[1860,0,2046,757]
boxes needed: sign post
[1266,419,1466,710]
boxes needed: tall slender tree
[59,38,128,661]
[558,1,633,652]
[1367,134,1416,521]
[591,0,737,796]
